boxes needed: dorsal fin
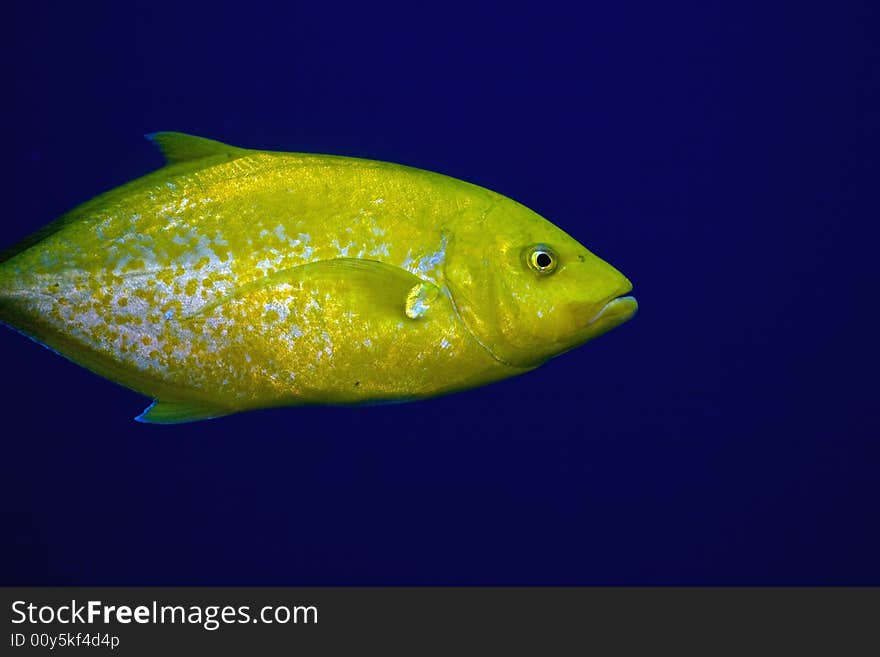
[145,131,248,165]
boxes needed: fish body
[0,133,637,423]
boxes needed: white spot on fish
[368,243,390,257]
[263,301,289,321]
[415,234,447,278]
[407,296,429,319]
[401,250,414,270]
[440,338,451,349]
[331,239,354,257]
[316,331,333,359]
[255,257,275,273]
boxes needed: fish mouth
[588,294,638,326]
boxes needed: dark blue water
[2,1,877,584]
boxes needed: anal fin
[135,399,230,424]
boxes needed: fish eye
[525,245,558,274]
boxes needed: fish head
[445,197,637,368]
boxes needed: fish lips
[585,294,638,337]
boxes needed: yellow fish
[0,133,637,423]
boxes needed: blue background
[2,1,877,584]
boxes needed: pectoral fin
[135,399,230,424]
[187,258,440,320]
[405,282,440,319]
